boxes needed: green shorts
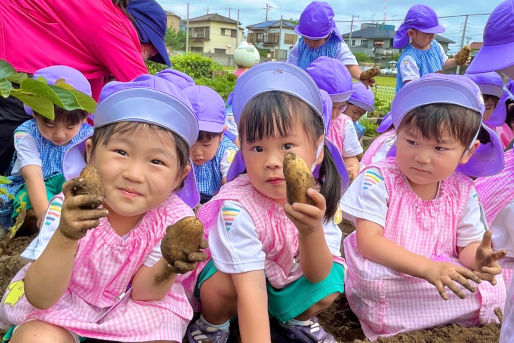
[11,173,66,220]
[195,260,345,323]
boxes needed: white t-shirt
[342,119,363,157]
[491,201,514,258]
[340,167,487,248]
[399,41,448,82]
[219,148,238,179]
[208,200,343,274]
[11,131,41,175]
[288,40,358,66]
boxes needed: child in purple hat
[0,66,93,237]
[341,73,506,340]
[497,81,514,148]
[344,82,376,143]
[465,72,505,124]
[394,4,470,92]
[184,85,238,204]
[0,74,207,342]
[288,1,375,87]
[307,56,363,179]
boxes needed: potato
[454,45,471,66]
[70,165,104,209]
[359,67,380,82]
[283,152,315,205]
[160,216,207,274]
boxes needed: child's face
[408,29,435,50]
[331,102,346,119]
[344,104,367,122]
[303,37,328,49]
[85,126,190,221]
[241,118,323,205]
[35,117,82,146]
[483,96,498,122]
[396,126,476,190]
[190,134,223,166]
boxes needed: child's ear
[407,29,415,38]
[85,138,94,164]
[460,140,480,165]
[315,135,325,165]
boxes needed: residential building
[187,13,243,56]
[165,11,181,32]
[246,19,298,60]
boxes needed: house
[342,23,455,61]
[165,11,181,32]
[246,19,298,60]
[187,13,244,56]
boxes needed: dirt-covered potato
[359,67,380,82]
[283,152,315,205]
[69,165,104,209]
[161,217,207,274]
[454,45,471,66]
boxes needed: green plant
[165,28,186,51]
[145,60,168,75]
[354,52,373,63]
[359,116,379,138]
[196,72,236,100]
[169,53,222,79]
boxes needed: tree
[164,28,186,51]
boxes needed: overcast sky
[156,0,504,54]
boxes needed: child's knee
[200,271,237,302]
[315,292,339,310]
[10,320,76,343]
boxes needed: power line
[335,13,490,23]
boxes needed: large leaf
[0,79,12,98]
[6,72,28,84]
[21,78,66,109]
[54,79,97,113]
[10,89,55,120]
[0,60,16,79]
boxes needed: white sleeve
[340,168,389,227]
[143,241,163,267]
[335,41,358,65]
[225,107,239,138]
[399,55,420,82]
[490,201,514,257]
[371,136,396,164]
[456,188,488,248]
[20,194,64,260]
[219,146,238,178]
[436,41,448,63]
[287,44,299,65]
[11,132,41,175]
[208,200,266,273]
[342,119,363,157]
[323,212,343,257]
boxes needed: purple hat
[465,72,506,126]
[183,85,226,133]
[24,65,92,115]
[393,4,445,49]
[306,57,353,103]
[63,74,200,207]
[377,112,393,133]
[156,69,195,89]
[294,2,342,41]
[348,82,375,112]
[227,62,349,188]
[390,73,504,177]
[467,0,514,74]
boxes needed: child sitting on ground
[341,73,506,340]
[0,66,93,236]
[344,82,376,141]
[394,4,470,92]
[306,56,363,180]
[0,74,206,342]
[184,85,238,204]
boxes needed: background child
[467,2,514,341]
[345,82,376,141]
[394,4,469,92]
[0,74,206,342]
[306,56,363,180]
[287,1,374,86]
[184,85,238,204]
[341,74,506,340]
[497,81,514,148]
[465,72,505,124]
[0,66,93,236]
[187,62,349,343]
[156,68,196,89]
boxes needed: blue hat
[128,0,171,66]
[465,72,506,127]
[63,74,200,207]
[156,69,195,89]
[306,57,354,103]
[389,73,504,177]
[227,62,349,188]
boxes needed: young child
[497,81,514,148]
[0,74,206,342]
[184,85,238,204]
[0,66,93,235]
[341,73,506,340]
[345,82,376,141]
[465,72,505,125]
[467,2,514,341]
[394,4,469,92]
[156,68,196,89]
[287,1,373,86]
[187,62,349,343]
[306,56,363,180]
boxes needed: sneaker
[187,317,230,343]
[270,317,337,343]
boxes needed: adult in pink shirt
[0,0,169,174]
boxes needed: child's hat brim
[377,112,393,133]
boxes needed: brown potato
[283,152,315,205]
[70,165,104,209]
[359,67,380,81]
[454,45,471,66]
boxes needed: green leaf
[69,90,97,113]
[0,79,12,98]
[49,85,82,110]
[0,176,12,185]
[0,189,7,195]
[0,60,16,79]
[6,72,28,84]
[20,78,66,109]
[10,89,55,120]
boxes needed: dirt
[0,222,503,343]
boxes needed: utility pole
[348,15,359,47]
[279,15,283,60]
[236,9,240,50]
[456,14,469,75]
[228,8,231,19]
[185,3,189,53]
[264,3,272,21]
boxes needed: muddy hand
[359,67,380,88]
[284,188,326,236]
[454,45,471,66]
[425,260,481,300]
[474,230,506,285]
[58,179,107,241]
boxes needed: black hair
[89,122,190,190]
[197,130,223,142]
[238,92,341,221]
[34,106,88,127]
[506,98,514,128]
[483,94,500,107]
[397,103,482,148]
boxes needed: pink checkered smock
[198,174,343,289]
[0,193,195,342]
[360,129,396,167]
[343,159,505,341]
[327,114,351,157]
